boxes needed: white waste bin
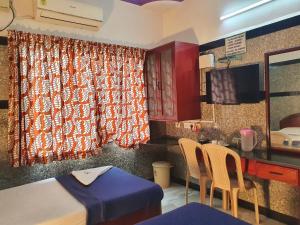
[152,161,172,189]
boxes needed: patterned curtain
[8,30,150,167]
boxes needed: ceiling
[121,0,184,6]
[142,1,183,13]
[75,0,265,15]
[120,0,265,15]
[121,0,184,14]
[121,0,268,15]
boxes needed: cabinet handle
[269,171,283,176]
[157,81,161,89]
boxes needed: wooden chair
[202,144,260,224]
[178,138,212,204]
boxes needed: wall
[155,25,300,218]
[0,0,163,48]
[162,0,300,45]
[0,46,9,165]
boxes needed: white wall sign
[225,33,246,56]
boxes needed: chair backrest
[202,144,245,191]
[178,138,211,179]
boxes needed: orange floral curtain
[8,30,150,167]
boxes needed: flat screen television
[206,64,260,104]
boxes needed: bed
[135,203,250,225]
[270,113,300,153]
[0,167,163,225]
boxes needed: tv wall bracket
[217,55,242,68]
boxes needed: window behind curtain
[8,30,150,167]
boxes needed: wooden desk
[231,148,300,186]
[147,137,300,186]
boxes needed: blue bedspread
[136,203,250,225]
[56,167,163,225]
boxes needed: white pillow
[280,127,300,136]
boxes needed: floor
[161,184,285,225]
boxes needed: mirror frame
[265,46,300,155]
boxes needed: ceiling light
[220,0,273,21]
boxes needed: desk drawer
[248,160,256,176]
[256,162,299,185]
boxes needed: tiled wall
[0,46,9,163]
[157,26,300,218]
[0,46,8,100]
[0,45,166,190]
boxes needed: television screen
[206,64,260,104]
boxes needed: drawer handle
[269,171,283,176]
[157,81,161,90]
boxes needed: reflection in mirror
[269,49,300,153]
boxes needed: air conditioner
[199,54,215,69]
[34,0,103,31]
[0,0,9,12]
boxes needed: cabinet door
[160,47,176,120]
[145,52,162,119]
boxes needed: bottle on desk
[240,128,257,152]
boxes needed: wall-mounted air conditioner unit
[34,0,103,31]
[199,54,215,69]
[0,0,10,12]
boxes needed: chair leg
[231,189,239,218]
[185,173,190,205]
[222,190,229,210]
[230,190,234,215]
[199,177,207,204]
[253,188,260,224]
[226,190,230,210]
[228,191,232,210]
[209,183,214,207]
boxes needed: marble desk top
[147,136,300,169]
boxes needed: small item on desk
[199,132,209,144]
[240,128,257,152]
[210,140,229,146]
[199,139,209,144]
[292,140,300,148]
[232,137,241,148]
[218,140,229,147]
[211,140,218,144]
[283,139,289,146]
[218,140,225,146]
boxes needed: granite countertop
[231,148,300,169]
[146,136,179,146]
[147,136,300,170]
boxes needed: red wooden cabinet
[144,42,201,121]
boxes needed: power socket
[183,123,191,129]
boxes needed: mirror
[266,47,300,154]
